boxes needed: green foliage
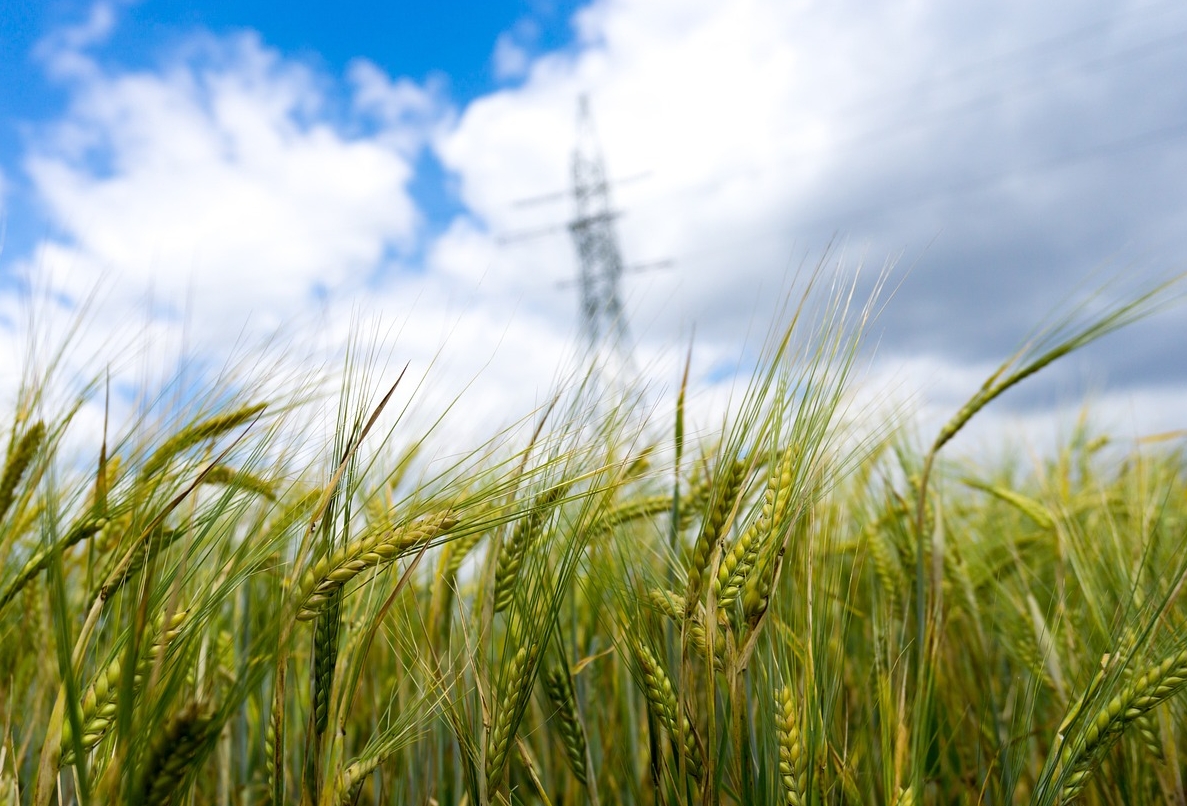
[1,275,1186,805]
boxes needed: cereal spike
[776,685,807,806]
[442,528,486,576]
[134,700,218,806]
[1057,648,1187,801]
[313,593,342,735]
[715,449,795,612]
[685,459,745,612]
[493,485,567,613]
[0,420,44,524]
[541,666,590,784]
[140,403,266,479]
[200,464,276,499]
[295,512,457,621]
[61,609,188,765]
[336,758,377,806]
[486,644,538,794]
[0,516,106,614]
[648,588,685,621]
[634,643,702,780]
[603,493,674,529]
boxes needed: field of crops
[1,278,1185,805]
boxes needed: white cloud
[348,59,453,153]
[493,33,531,81]
[19,29,446,349]
[492,19,541,82]
[33,0,119,80]
[2,12,470,450]
[434,0,1187,439]
[3,0,1185,459]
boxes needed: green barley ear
[624,444,657,479]
[493,485,566,613]
[716,449,794,613]
[1053,648,1187,801]
[601,492,674,531]
[131,700,218,806]
[776,685,807,806]
[93,525,185,603]
[336,759,370,806]
[295,511,457,621]
[633,642,702,781]
[200,464,276,499]
[960,477,1055,530]
[866,521,906,611]
[442,526,486,577]
[686,619,726,669]
[1134,709,1165,764]
[684,458,745,613]
[0,516,106,614]
[744,497,811,629]
[265,662,286,806]
[742,541,777,626]
[0,419,44,524]
[313,592,342,735]
[648,587,685,621]
[485,643,538,795]
[61,609,189,766]
[139,403,266,480]
[267,487,323,538]
[541,665,590,785]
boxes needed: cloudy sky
[1,0,1185,454]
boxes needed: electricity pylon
[568,95,632,362]
[501,96,670,372]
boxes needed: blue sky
[1,1,583,104]
[1,0,1186,450]
[0,0,582,258]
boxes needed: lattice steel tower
[568,96,632,359]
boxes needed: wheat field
[1,275,1185,805]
